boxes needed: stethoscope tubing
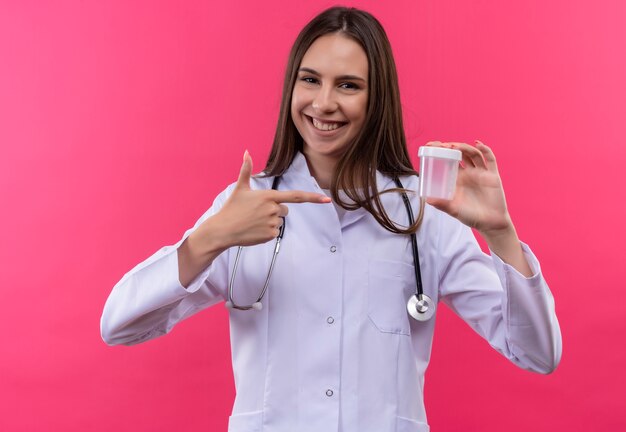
[393,178,425,299]
[226,177,284,311]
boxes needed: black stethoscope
[225,176,435,322]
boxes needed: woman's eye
[340,82,359,90]
[301,77,318,84]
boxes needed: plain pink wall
[1,0,624,430]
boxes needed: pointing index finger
[269,190,332,204]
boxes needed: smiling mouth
[307,115,347,131]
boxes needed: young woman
[101,7,561,432]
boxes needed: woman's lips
[306,115,347,132]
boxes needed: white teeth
[312,117,342,131]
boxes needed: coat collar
[281,152,396,229]
[283,152,394,190]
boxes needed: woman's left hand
[426,140,534,277]
[425,140,513,236]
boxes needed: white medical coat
[101,152,562,432]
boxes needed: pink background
[1,0,625,430]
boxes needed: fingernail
[243,149,249,161]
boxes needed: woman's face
[291,33,368,165]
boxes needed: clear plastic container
[418,146,462,200]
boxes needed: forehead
[300,33,368,77]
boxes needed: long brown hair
[263,6,424,234]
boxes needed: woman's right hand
[178,151,331,288]
[202,150,331,249]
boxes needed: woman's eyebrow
[298,67,366,82]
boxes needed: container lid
[418,146,462,161]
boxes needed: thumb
[426,197,451,212]
[235,150,253,190]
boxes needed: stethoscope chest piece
[407,293,435,322]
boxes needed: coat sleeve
[436,211,562,374]
[100,183,236,346]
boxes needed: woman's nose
[312,86,338,113]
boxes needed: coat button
[330,246,337,253]
[327,316,335,324]
[326,389,334,397]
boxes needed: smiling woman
[101,6,561,432]
[290,34,368,186]
[264,7,418,235]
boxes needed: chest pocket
[367,259,414,336]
